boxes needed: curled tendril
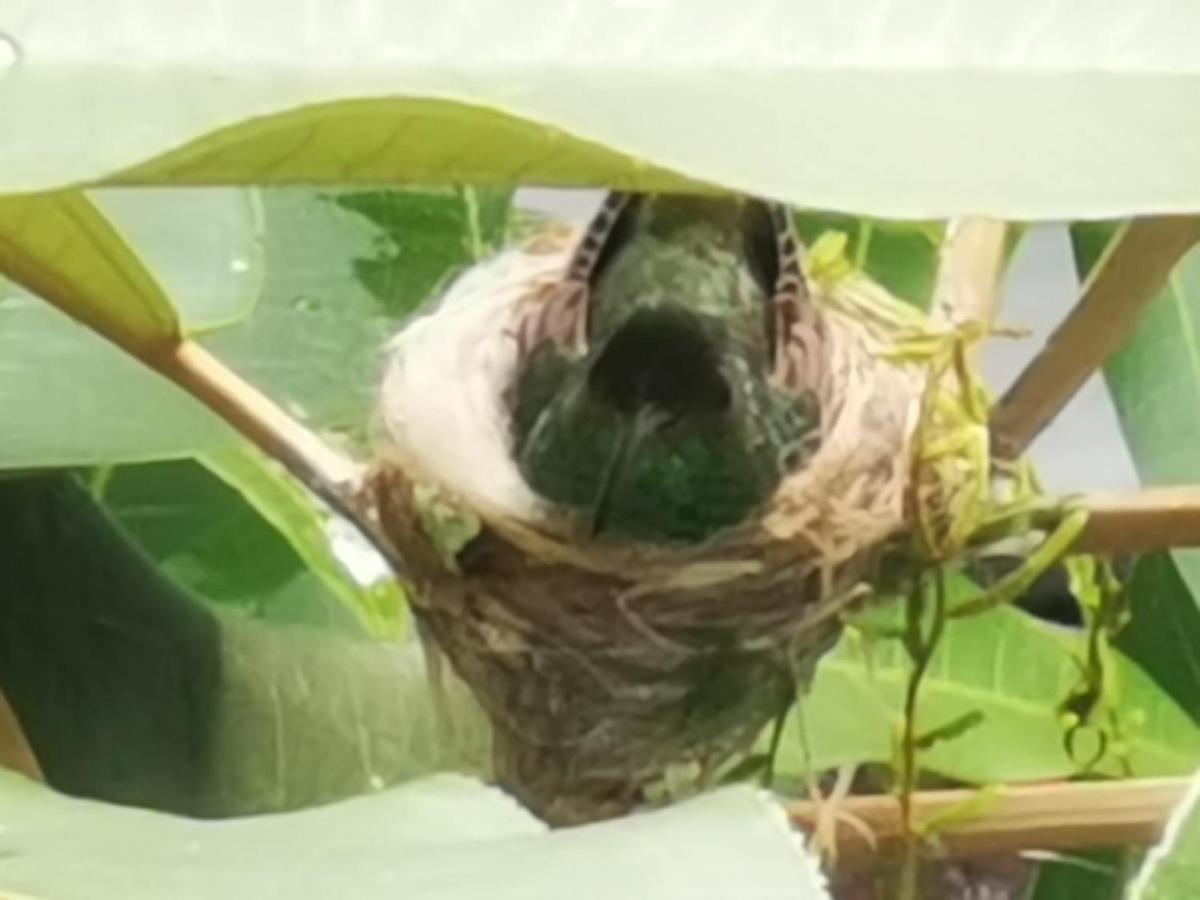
[1060,684,1109,772]
[1058,556,1131,773]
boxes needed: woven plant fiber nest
[369,223,968,825]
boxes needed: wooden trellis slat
[788,777,1185,865]
[991,217,1200,460]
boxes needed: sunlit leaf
[92,188,265,332]
[0,187,511,467]
[1073,226,1200,727]
[1130,770,1200,899]
[0,771,828,900]
[0,191,178,350]
[778,605,1200,783]
[1077,227,1200,596]
[2,2,1199,217]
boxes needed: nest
[368,225,962,824]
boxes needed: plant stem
[897,570,948,900]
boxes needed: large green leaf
[1117,553,1200,727]
[0,191,178,350]
[0,186,511,467]
[205,618,490,814]
[200,446,405,637]
[1028,853,1126,900]
[99,458,354,630]
[778,604,1200,783]
[98,452,406,636]
[1130,770,1200,899]
[0,283,237,466]
[0,471,483,814]
[1077,227,1200,595]
[1072,227,1200,729]
[3,2,1200,217]
[92,188,265,331]
[0,771,828,900]
[201,187,513,445]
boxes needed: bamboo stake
[1074,486,1200,554]
[788,778,1185,866]
[991,217,1200,459]
[931,217,1010,335]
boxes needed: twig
[992,217,1200,459]
[0,686,42,781]
[1074,486,1200,554]
[146,340,404,571]
[788,777,1185,866]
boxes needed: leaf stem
[145,340,403,572]
[897,569,947,900]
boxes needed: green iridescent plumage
[511,194,819,543]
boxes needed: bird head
[510,193,822,544]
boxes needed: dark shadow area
[0,473,222,814]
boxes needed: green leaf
[334,186,514,316]
[778,604,1200,783]
[0,191,179,349]
[0,471,483,813]
[200,445,407,638]
[793,213,943,308]
[0,187,512,467]
[1073,226,1200,728]
[1027,852,1126,900]
[1130,771,1200,899]
[1117,553,1200,727]
[0,187,266,467]
[205,618,491,814]
[0,283,238,467]
[0,770,828,900]
[1078,226,1200,596]
[92,188,266,332]
[3,3,1200,218]
[100,458,363,633]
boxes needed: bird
[371,191,912,823]
[508,192,827,546]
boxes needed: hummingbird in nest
[509,192,828,544]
